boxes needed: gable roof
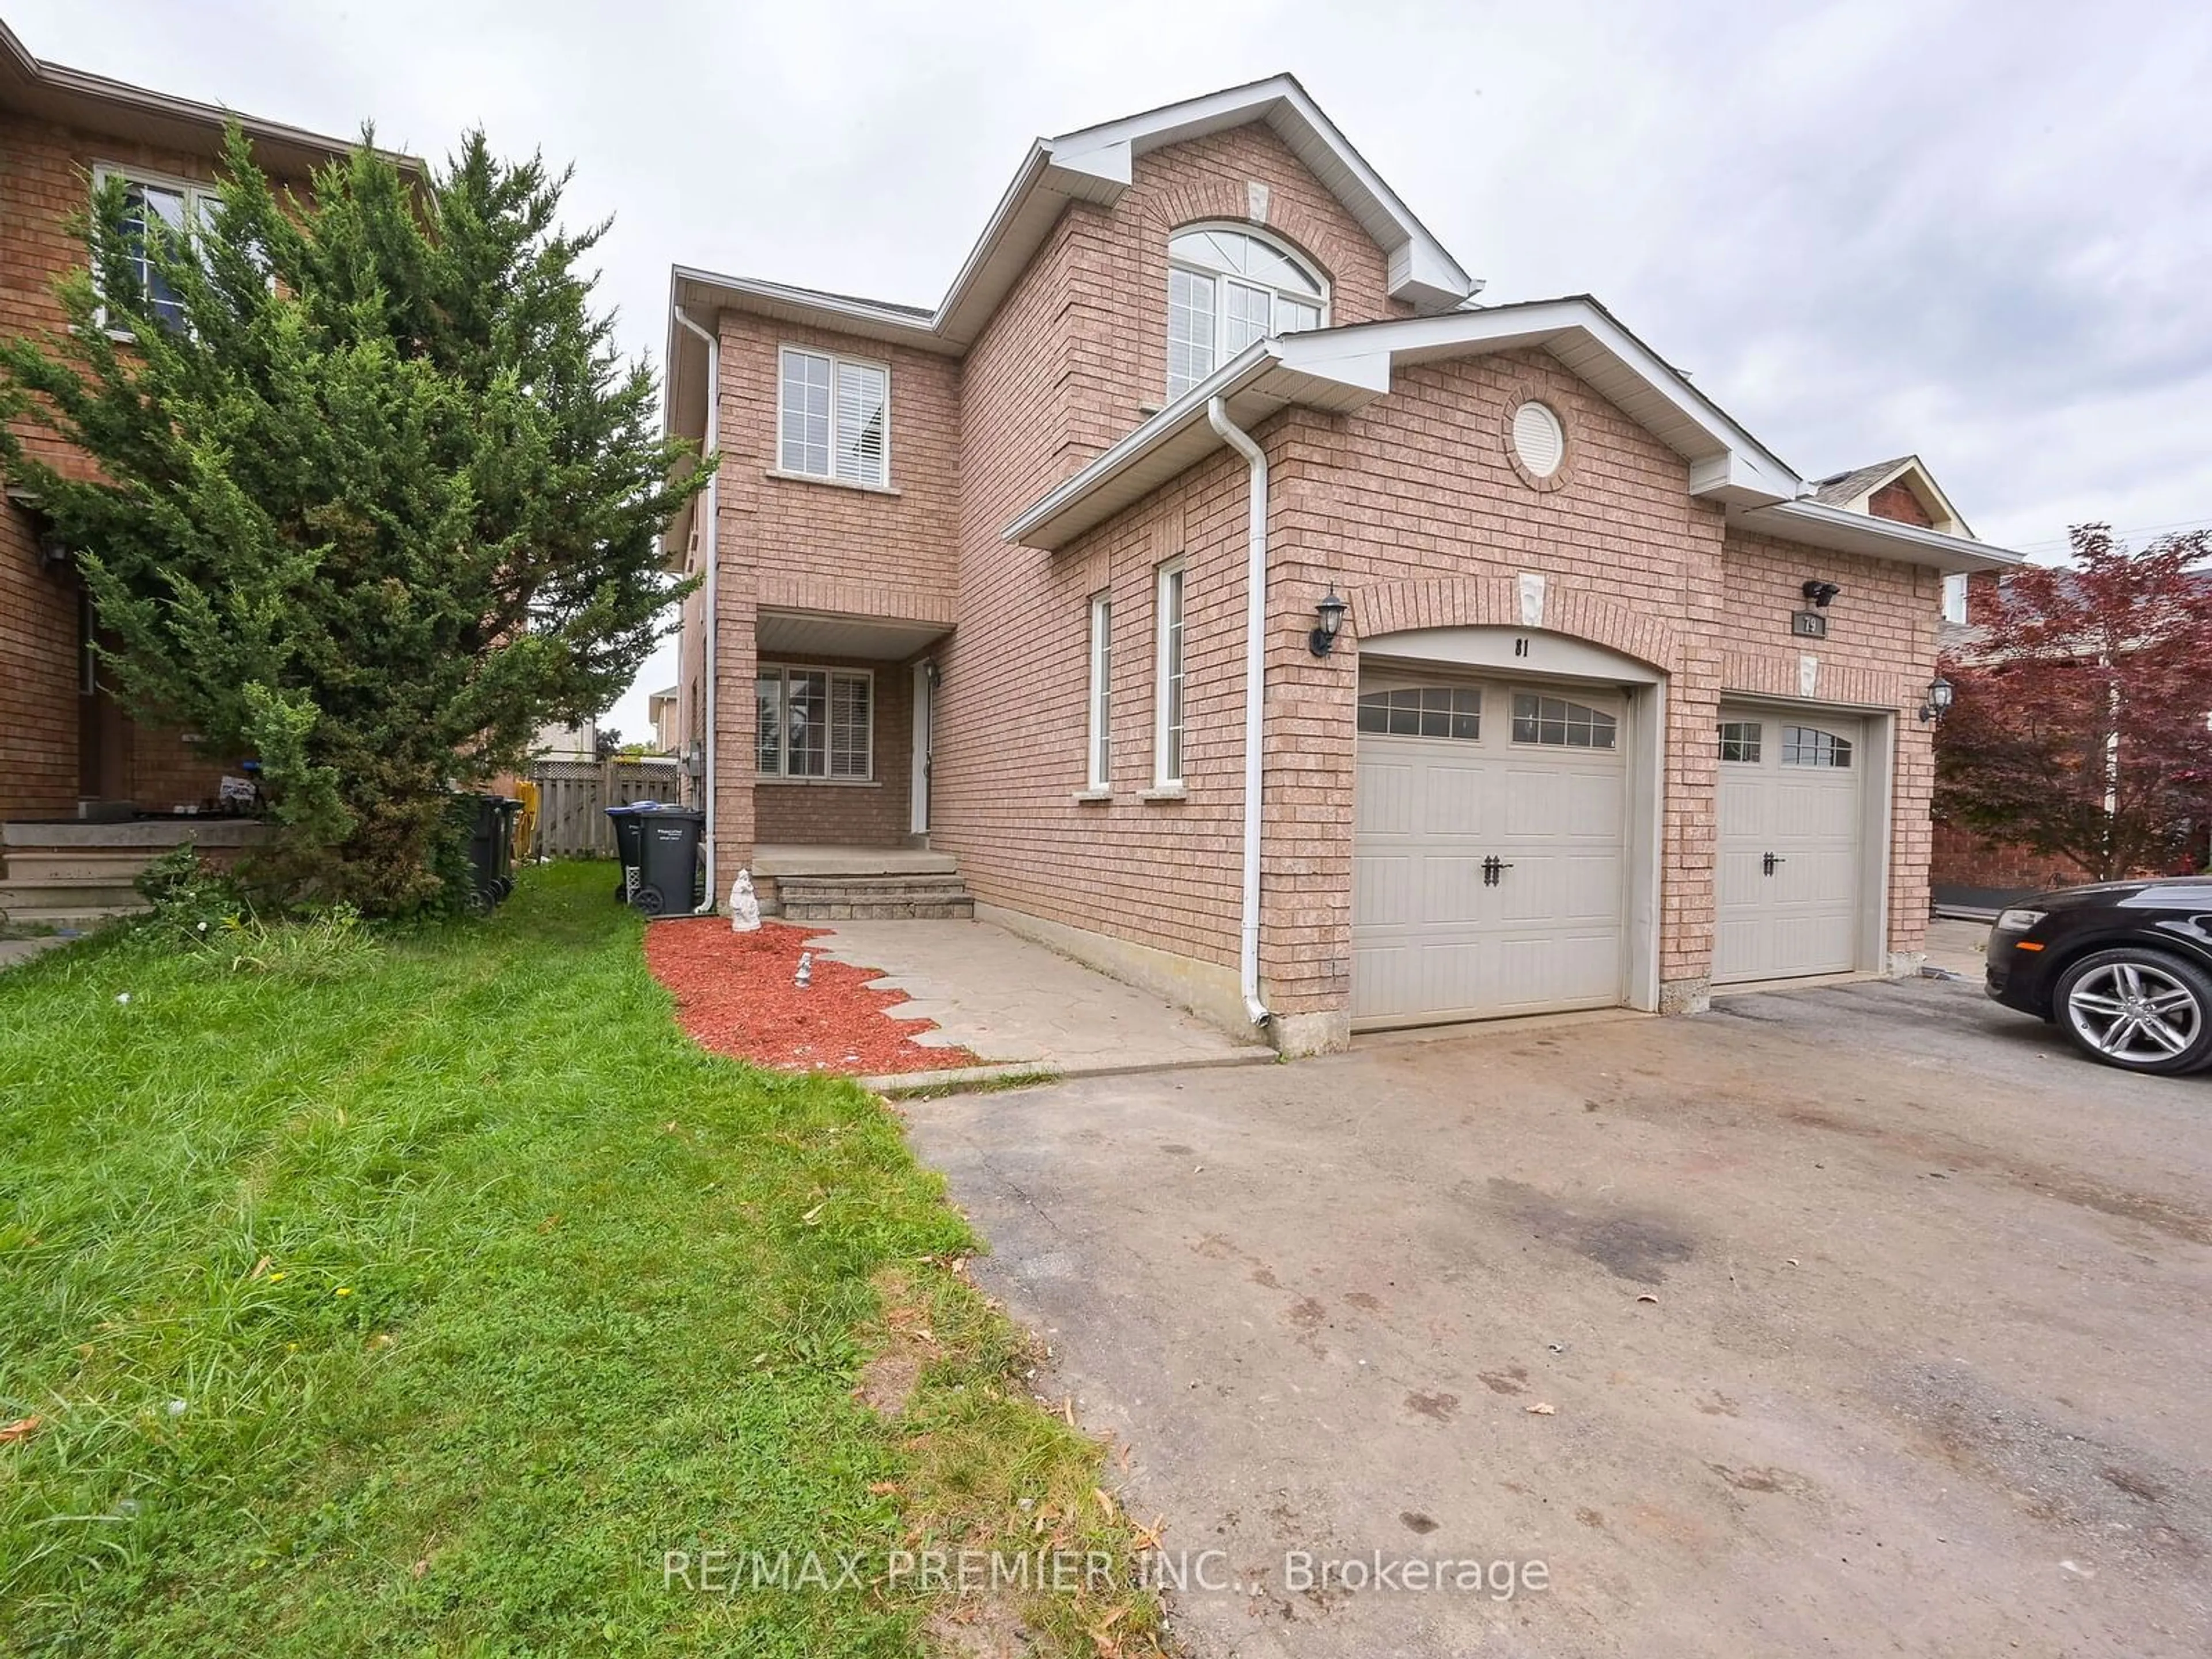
[1002,296,2021,575]
[1812,454,1974,538]
[0,18,411,179]
[668,73,1478,362]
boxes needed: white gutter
[1207,395,1272,1031]
[673,305,719,912]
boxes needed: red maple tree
[1937,524,2212,882]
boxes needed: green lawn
[0,863,1158,1656]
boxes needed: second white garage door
[1714,705,1867,983]
[1353,676,1628,1025]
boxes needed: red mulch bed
[643,917,982,1077]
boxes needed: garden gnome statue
[795,951,813,989]
[729,869,762,933]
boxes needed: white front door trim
[909,662,933,836]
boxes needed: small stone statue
[795,950,813,989]
[729,869,762,933]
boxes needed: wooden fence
[529,759,685,858]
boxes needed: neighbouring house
[1930,565,2212,906]
[0,21,376,824]
[532,719,601,761]
[662,74,2022,1052]
[646,685,680,755]
[0,24,390,921]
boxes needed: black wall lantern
[1802,579,1841,608]
[1309,586,1349,657]
[1918,675,1954,724]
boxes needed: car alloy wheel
[2056,949,2212,1074]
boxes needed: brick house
[663,75,2023,1052]
[0,22,363,826]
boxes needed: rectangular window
[94,166,214,335]
[778,347,888,486]
[1222,279,1272,355]
[1154,560,1185,786]
[1358,684,1482,740]
[1511,691,1618,750]
[1086,593,1112,790]
[1166,268,1215,400]
[756,664,872,778]
[1718,720,1763,763]
[1781,726,1852,768]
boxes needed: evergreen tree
[0,127,704,912]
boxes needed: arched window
[1165,225,1328,400]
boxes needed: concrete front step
[781,897,976,921]
[779,876,970,900]
[775,870,976,921]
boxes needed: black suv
[1986,877,2212,1074]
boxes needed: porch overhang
[756,609,951,661]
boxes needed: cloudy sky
[16,0,2209,738]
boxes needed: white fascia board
[669,264,952,354]
[1045,73,1476,313]
[1736,499,2022,573]
[1281,301,1800,506]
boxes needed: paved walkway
[806,917,1272,1085]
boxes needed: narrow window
[1086,593,1113,790]
[779,347,888,486]
[1941,572,1968,626]
[1154,560,1185,786]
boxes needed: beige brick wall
[696,309,961,865]
[932,123,1411,940]
[696,118,1947,1029]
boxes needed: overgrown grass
[0,863,1164,1656]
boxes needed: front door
[908,662,933,836]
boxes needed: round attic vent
[1512,400,1566,479]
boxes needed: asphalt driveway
[906,972,2212,1657]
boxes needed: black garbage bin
[631,806,704,916]
[605,801,667,903]
[461,793,522,910]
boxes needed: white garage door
[1714,706,1866,983]
[1353,676,1627,1025]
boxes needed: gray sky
[17,1,2210,740]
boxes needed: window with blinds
[756,665,872,778]
[778,347,889,487]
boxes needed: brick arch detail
[1137,185,1361,296]
[1350,577,1683,676]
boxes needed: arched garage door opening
[1351,627,1665,1029]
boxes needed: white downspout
[673,305,719,912]
[1207,395,1271,1030]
